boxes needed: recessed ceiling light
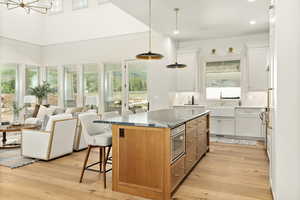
[249,20,257,25]
[248,0,256,2]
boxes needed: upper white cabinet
[247,46,269,91]
[176,52,198,92]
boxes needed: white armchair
[21,114,77,160]
[73,117,88,151]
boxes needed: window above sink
[205,60,241,100]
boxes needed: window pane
[46,67,59,106]
[50,0,63,13]
[25,66,40,95]
[104,63,122,113]
[0,64,17,122]
[73,0,88,10]
[64,65,78,107]
[128,62,148,112]
[206,60,241,100]
[83,64,99,106]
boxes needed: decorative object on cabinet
[228,47,234,53]
[167,8,187,69]
[136,0,163,60]
[0,0,53,14]
[211,49,216,54]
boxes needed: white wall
[0,1,148,46]
[0,37,42,64]
[272,0,300,199]
[42,31,177,110]
[42,1,148,45]
[0,7,44,45]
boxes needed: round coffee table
[0,124,40,149]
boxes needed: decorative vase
[13,112,20,123]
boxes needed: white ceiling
[111,0,269,41]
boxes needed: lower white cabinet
[235,108,263,138]
[210,117,235,136]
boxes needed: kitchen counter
[95,109,210,200]
[94,108,209,129]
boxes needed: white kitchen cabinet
[176,52,198,92]
[247,46,269,91]
[235,108,263,138]
[210,117,235,136]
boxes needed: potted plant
[29,81,53,105]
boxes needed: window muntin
[206,60,241,100]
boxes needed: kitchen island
[95,108,210,200]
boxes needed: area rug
[0,148,37,169]
[0,133,37,168]
[210,136,258,146]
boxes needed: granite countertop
[94,108,210,129]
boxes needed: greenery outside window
[46,67,59,106]
[127,62,148,112]
[83,64,99,107]
[25,66,40,95]
[0,64,18,121]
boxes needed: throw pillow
[36,105,48,120]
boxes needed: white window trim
[201,55,245,102]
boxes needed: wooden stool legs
[79,145,111,188]
[79,145,91,183]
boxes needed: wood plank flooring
[0,142,272,200]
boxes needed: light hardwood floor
[0,142,272,200]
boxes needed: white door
[123,60,149,113]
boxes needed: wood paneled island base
[110,111,210,200]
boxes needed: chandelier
[0,0,53,14]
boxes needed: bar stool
[78,112,112,188]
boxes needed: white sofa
[21,114,77,160]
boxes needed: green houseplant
[29,81,53,105]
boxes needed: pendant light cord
[175,8,179,32]
[176,40,178,63]
[149,0,152,52]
